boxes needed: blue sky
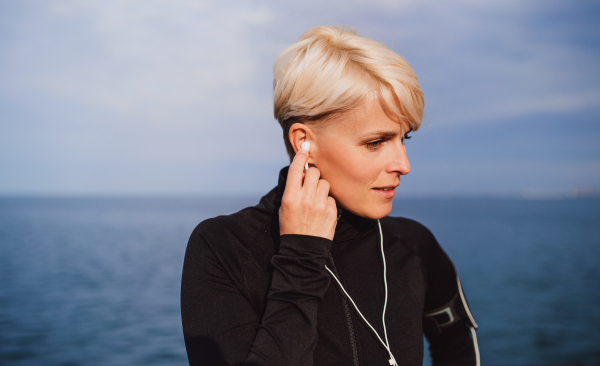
[1,0,599,196]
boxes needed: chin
[356,202,393,220]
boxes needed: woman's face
[311,93,412,219]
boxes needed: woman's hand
[279,146,338,240]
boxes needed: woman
[181,26,479,366]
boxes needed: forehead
[328,94,410,137]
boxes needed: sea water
[0,196,599,365]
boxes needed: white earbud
[301,141,310,171]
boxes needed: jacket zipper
[328,253,360,366]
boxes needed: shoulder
[183,197,276,297]
[381,217,460,308]
[189,202,273,257]
[379,216,443,260]
[185,186,279,275]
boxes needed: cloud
[0,0,598,194]
[2,0,598,125]
[2,0,274,121]
[372,0,600,125]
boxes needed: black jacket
[181,167,478,366]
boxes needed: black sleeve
[181,227,332,366]
[422,237,479,366]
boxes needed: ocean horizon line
[0,190,597,201]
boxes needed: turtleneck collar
[273,166,377,243]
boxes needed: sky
[0,0,599,197]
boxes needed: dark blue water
[0,196,598,365]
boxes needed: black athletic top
[181,167,478,366]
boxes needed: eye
[366,140,383,150]
[402,133,412,144]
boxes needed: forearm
[244,234,332,366]
[426,322,478,366]
[182,230,332,366]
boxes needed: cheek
[320,145,379,192]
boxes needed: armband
[423,275,478,334]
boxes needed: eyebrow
[360,130,400,139]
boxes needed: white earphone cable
[324,219,397,365]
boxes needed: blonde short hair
[273,25,424,160]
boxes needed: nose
[386,139,411,176]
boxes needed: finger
[303,167,321,194]
[316,178,330,199]
[327,196,337,210]
[327,196,338,238]
[285,148,309,193]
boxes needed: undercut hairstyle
[273,25,425,161]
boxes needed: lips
[373,185,399,198]
[373,184,399,190]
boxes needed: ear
[289,122,317,162]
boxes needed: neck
[274,166,377,243]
